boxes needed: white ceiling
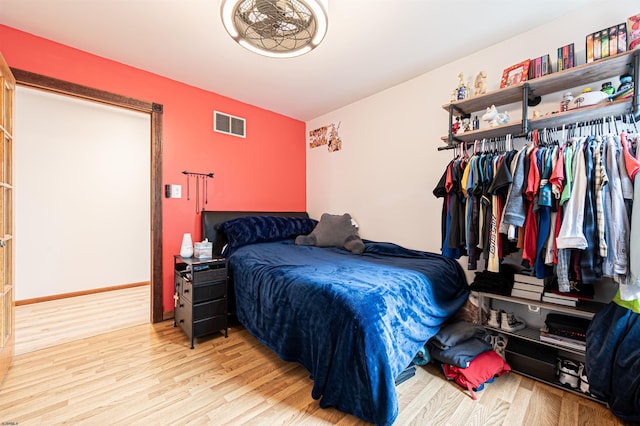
[0,0,598,121]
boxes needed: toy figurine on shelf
[452,116,461,134]
[482,105,510,127]
[610,74,634,100]
[474,71,487,96]
[560,92,573,112]
[450,89,458,103]
[461,116,472,133]
[601,82,615,96]
[456,72,470,100]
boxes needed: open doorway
[12,69,163,328]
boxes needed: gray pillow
[295,213,364,254]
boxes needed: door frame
[11,69,164,323]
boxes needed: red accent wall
[0,25,307,313]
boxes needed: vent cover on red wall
[214,110,246,138]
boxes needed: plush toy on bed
[295,213,365,254]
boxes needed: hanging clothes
[434,119,638,303]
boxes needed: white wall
[15,86,151,300]
[306,0,638,254]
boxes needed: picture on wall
[309,126,329,148]
[309,122,342,152]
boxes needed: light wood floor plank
[0,288,629,426]
[15,285,150,355]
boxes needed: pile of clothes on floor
[413,320,511,399]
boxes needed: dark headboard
[202,210,310,256]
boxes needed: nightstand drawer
[193,298,226,320]
[176,301,193,336]
[193,314,227,338]
[192,262,227,284]
[192,281,226,303]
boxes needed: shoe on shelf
[493,335,508,360]
[558,359,580,389]
[487,309,501,328]
[500,312,526,332]
[484,333,509,360]
[578,363,591,395]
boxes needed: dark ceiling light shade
[220,0,328,58]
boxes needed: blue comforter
[228,240,469,426]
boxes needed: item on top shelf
[629,14,640,50]
[568,88,609,109]
[500,60,530,88]
[450,89,458,103]
[481,105,510,127]
[456,72,470,100]
[474,71,487,96]
[529,54,551,80]
[587,23,628,63]
[557,43,575,70]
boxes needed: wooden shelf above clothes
[441,98,634,144]
[439,49,639,146]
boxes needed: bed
[202,211,469,426]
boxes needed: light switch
[171,184,182,199]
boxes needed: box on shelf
[587,22,629,63]
[629,14,640,51]
[194,240,213,259]
[506,338,558,383]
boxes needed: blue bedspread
[228,240,469,426]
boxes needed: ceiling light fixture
[220,0,328,58]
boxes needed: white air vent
[214,110,246,138]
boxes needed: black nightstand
[174,255,228,349]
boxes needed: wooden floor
[15,285,150,355]
[0,289,629,425]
